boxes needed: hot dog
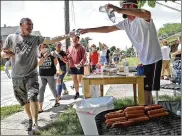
[115,110,123,113]
[105,117,127,124]
[125,106,144,111]
[125,110,144,114]
[105,110,123,115]
[106,120,125,127]
[125,113,145,118]
[112,120,134,127]
[147,108,166,115]
[151,105,162,110]
[149,112,168,118]
[105,112,125,119]
[144,106,153,111]
[128,116,149,123]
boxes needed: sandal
[54,103,60,107]
[38,110,43,114]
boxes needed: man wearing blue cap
[79,0,162,105]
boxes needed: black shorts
[69,67,84,75]
[143,60,162,91]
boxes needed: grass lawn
[0,65,5,71]
[64,75,72,81]
[40,94,181,135]
[125,57,140,66]
[1,104,23,120]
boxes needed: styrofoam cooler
[90,85,100,98]
[73,96,115,135]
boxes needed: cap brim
[120,2,138,8]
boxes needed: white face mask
[41,48,50,54]
[91,47,96,51]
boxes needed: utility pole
[64,0,70,50]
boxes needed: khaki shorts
[12,73,39,106]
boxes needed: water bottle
[99,4,116,23]
[123,59,129,73]
[137,64,144,76]
[51,51,63,59]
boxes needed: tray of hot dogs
[95,105,181,135]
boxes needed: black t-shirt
[57,51,67,67]
[106,50,110,59]
[39,54,56,76]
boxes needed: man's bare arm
[79,25,120,34]
[112,5,151,21]
[43,34,71,45]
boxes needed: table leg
[137,78,145,105]
[83,80,91,98]
[100,84,104,97]
[133,84,137,105]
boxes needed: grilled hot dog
[125,106,144,111]
[105,117,127,124]
[125,113,145,118]
[112,120,134,127]
[147,108,166,115]
[125,110,144,114]
[149,112,168,118]
[105,112,125,119]
[128,115,149,123]
[151,105,162,110]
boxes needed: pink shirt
[67,44,86,68]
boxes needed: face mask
[91,47,96,51]
[41,48,50,54]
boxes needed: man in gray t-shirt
[1,18,72,133]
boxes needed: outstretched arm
[108,4,151,21]
[79,25,120,34]
[43,34,71,45]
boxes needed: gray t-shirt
[3,34,44,78]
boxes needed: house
[159,32,181,53]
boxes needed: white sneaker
[32,124,41,134]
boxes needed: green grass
[125,57,140,66]
[0,65,5,71]
[40,108,84,135]
[63,75,72,81]
[1,104,23,120]
[120,57,140,66]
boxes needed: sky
[1,1,181,50]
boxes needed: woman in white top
[100,45,107,65]
[161,40,171,79]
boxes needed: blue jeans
[100,56,107,65]
[57,65,67,96]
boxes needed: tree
[120,50,126,55]
[110,46,116,53]
[49,44,56,51]
[80,37,92,52]
[126,45,135,57]
[158,23,181,37]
